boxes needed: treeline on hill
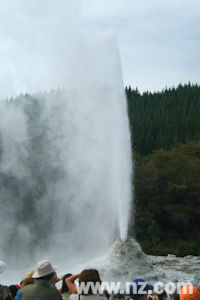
[126,83,200,256]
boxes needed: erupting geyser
[0,0,132,272]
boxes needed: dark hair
[79,269,101,295]
[20,280,24,286]
[103,290,110,299]
[158,291,167,300]
[36,272,54,281]
[173,292,180,300]
[9,285,19,297]
[60,273,72,294]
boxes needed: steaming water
[0,0,132,282]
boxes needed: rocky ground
[148,253,200,284]
[101,238,200,286]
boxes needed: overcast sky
[0,0,200,96]
[81,0,200,92]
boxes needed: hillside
[126,83,200,256]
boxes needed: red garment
[180,285,200,300]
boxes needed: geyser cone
[102,238,153,282]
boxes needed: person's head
[25,269,34,279]
[129,278,153,300]
[103,289,110,299]
[171,292,180,300]
[60,273,72,294]
[20,278,34,289]
[32,259,56,282]
[38,272,55,281]
[9,285,19,298]
[79,269,101,295]
[158,290,167,300]
[180,285,200,300]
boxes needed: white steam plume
[0,0,132,268]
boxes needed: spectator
[15,279,34,300]
[19,269,34,287]
[180,285,200,300]
[8,285,19,299]
[169,292,180,300]
[0,284,13,300]
[157,290,167,300]
[125,278,156,300]
[20,278,34,289]
[66,269,105,300]
[16,259,62,300]
[24,270,34,279]
[60,274,72,300]
[103,290,110,300]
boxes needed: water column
[0,0,133,268]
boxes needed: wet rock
[101,238,164,285]
[148,253,200,283]
[109,238,153,276]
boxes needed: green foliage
[134,141,200,256]
[126,83,200,255]
[126,83,200,155]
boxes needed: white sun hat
[32,260,56,279]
